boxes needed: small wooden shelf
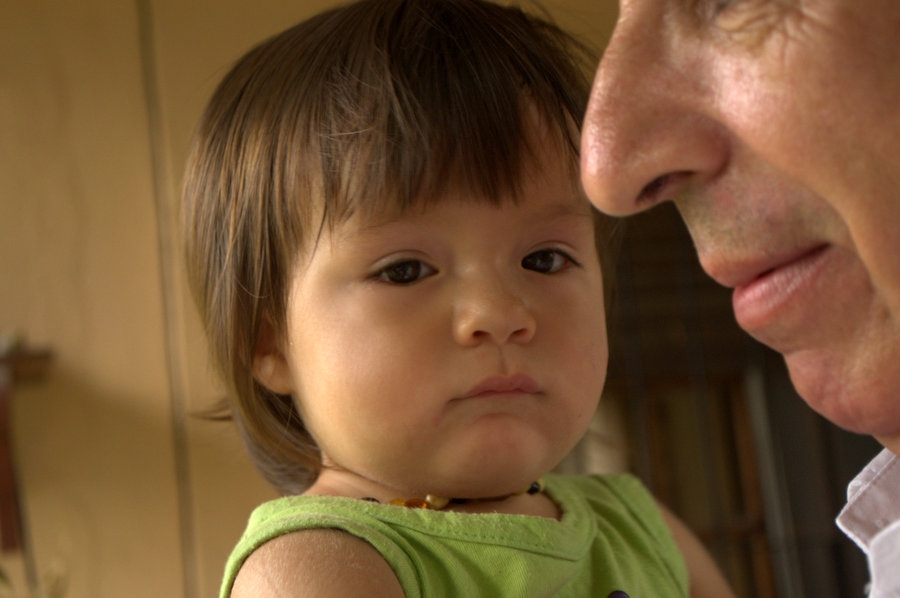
[0,349,53,383]
[0,347,52,552]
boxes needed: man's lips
[703,244,828,290]
[729,244,831,332]
[461,374,540,399]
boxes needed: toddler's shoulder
[231,527,404,598]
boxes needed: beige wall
[0,1,616,596]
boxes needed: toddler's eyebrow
[338,197,593,242]
[534,200,594,220]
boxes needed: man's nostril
[638,174,670,205]
[637,171,691,207]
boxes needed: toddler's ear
[253,320,294,395]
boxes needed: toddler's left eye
[374,259,435,284]
[522,249,575,274]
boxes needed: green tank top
[221,473,688,597]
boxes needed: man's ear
[252,319,294,395]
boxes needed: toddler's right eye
[374,260,435,285]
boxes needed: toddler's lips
[461,374,540,399]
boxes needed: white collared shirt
[837,449,900,597]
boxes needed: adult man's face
[581,0,900,451]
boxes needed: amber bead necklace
[362,479,546,510]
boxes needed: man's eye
[522,249,576,274]
[705,0,737,16]
[707,0,785,38]
[374,260,435,284]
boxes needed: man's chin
[784,348,899,440]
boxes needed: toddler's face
[263,147,608,499]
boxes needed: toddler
[182,0,735,596]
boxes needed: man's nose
[580,4,726,217]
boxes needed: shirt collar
[837,449,900,552]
